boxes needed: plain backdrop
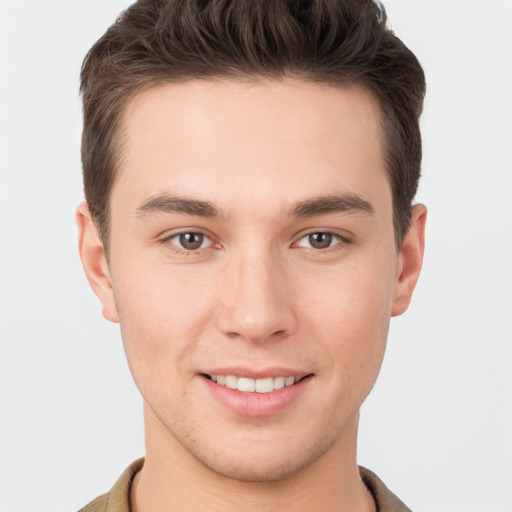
[0,1,511,511]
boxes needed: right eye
[297,232,337,249]
[167,232,212,251]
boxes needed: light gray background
[1,1,511,511]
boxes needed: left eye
[168,232,211,251]
[296,232,341,250]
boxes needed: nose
[216,249,297,344]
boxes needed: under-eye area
[203,374,314,393]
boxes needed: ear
[76,202,119,323]
[391,204,427,317]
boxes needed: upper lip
[201,366,312,380]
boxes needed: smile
[202,371,313,416]
[206,374,298,393]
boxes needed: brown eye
[178,233,205,250]
[308,233,333,249]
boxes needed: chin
[185,430,339,483]
[200,454,311,483]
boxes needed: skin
[77,79,426,511]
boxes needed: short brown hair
[80,0,425,249]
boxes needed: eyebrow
[290,194,375,217]
[136,192,374,219]
[137,195,219,218]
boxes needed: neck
[131,403,375,512]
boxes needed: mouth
[202,373,312,393]
[201,370,314,416]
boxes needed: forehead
[113,79,389,216]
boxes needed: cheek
[300,253,395,330]
[111,263,219,391]
[298,255,395,379]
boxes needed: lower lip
[202,376,312,417]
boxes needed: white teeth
[255,377,274,393]
[208,374,297,393]
[273,376,285,390]
[225,375,238,389]
[237,377,256,392]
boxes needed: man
[76,0,426,510]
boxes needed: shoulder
[78,493,108,512]
[78,493,109,512]
[359,466,412,512]
[77,458,145,512]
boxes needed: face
[78,79,425,482]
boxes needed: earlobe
[391,204,427,317]
[76,202,119,323]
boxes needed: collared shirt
[78,458,412,512]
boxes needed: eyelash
[161,230,352,255]
[163,231,218,254]
[293,231,353,253]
